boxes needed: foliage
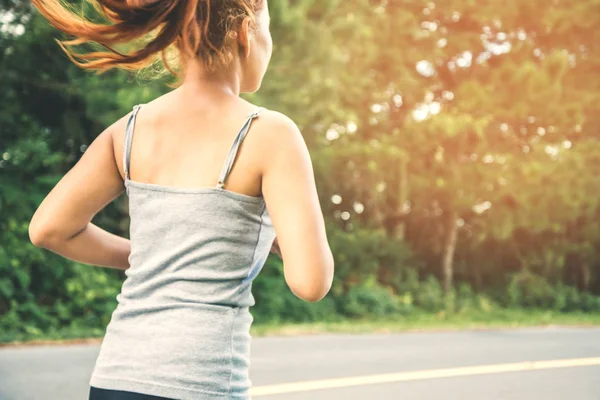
[337,276,406,318]
[1,0,600,341]
[251,257,338,324]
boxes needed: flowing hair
[30,0,264,83]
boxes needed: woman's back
[90,100,276,399]
[115,92,266,199]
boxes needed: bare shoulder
[103,108,139,177]
[252,109,306,153]
[256,109,300,131]
[248,109,315,182]
[108,110,132,141]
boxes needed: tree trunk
[395,159,409,241]
[442,210,459,293]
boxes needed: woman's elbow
[29,224,49,248]
[287,259,335,303]
[300,287,331,303]
[290,284,330,303]
[28,217,59,248]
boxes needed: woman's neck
[180,58,242,98]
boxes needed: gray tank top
[89,104,276,400]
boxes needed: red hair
[31,0,264,82]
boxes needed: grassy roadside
[251,310,600,336]
[2,310,600,347]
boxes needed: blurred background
[1,0,600,345]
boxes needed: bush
[579,292,600,312]
[555,284,600,313]
[507,270,555,309]
[413,275,445,312]
[553,283,582,312]
[327,224,418,290]
[455,282,476,311]
[337,276,406,318]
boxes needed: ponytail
[30,0,263,80]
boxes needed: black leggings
[89,386,177,400]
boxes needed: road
[1,327,599,399]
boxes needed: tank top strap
[123,104,143,181]
[216,107,265,189]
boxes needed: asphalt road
[1,327,599,400]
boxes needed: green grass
[250,310,600,336]
[3,309,600,346]
[0,326,107,346]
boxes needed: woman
[28,0,335,399]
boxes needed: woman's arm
[28,122,131,270]
[259,111,334,302]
